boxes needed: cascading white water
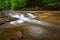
[1,12,60,31]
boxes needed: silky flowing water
[0,11,60,40]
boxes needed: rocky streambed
[0,11,60,40]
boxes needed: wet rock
[10,31,23,40]
[0,11,60,40]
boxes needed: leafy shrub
[11,0,28,10]
[0,0,60,10]
[0,0,28,10]
[0,0,10,10]
[29,0,60,9]
[57,0,60,9]
[41,0,57,10]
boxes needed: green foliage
[0,0,10,10]
[27,0,57,10]
[0,0,4,9]
[11,0,28,10]
[57,0,60,9]
[41,0,57,9]
[0,0,28,10]
[0,0,60,10]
